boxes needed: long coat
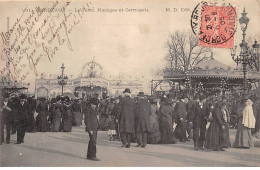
[135,99,151,133]
[84,106,99,132]
[186,100,195,122]
[36,102,48,132]
[62,103,72,132]
[52,102,62,132]
[159,103,176,144]
[221,107,231,148]
[72,101,82,126]
[13,98,29,124]
[26,98,37,132]
[119,96,135,133]
[205,102,224,150]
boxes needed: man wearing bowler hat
[84,98,100,161]
[174,95,189,142]
[15,94,29,144]
[192,94,208,150]
[135,92,151,148]
[119,88,135,148]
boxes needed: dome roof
[81,60,103,78]
[196,57,233,70]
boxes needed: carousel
[74,59,108,99]
[0,76,29,99]
[152,57,260,99]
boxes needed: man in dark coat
[119,88,135,148]
[26,96,37,132]
[135,92,151,148]
[15,94,29,144]
[83,98,100,161]
[186,95,199,140]
[1,96,13,144]
[191,94,208,150]
[174,95,188,142]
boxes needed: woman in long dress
[233,98,256,148]
[62,97,73,132]
[148,99,161,144]
[159,98,176,144]
[72,99,82,126]
[205,102,225,151]
[221,102,231,148]
[52,96,62,132]
[36,98,49,132]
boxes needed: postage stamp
[191,1,236,48]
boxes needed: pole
[242,28,248,93]
[151,80,153,95]
[243,63,247,92]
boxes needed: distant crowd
[1,88,260,152]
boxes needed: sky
[0,0,259,93]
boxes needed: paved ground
[1,127,260,167]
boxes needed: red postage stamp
[191,2,236,48]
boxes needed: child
[107,99,117,141]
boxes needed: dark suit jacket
[192,101,208,128]
[186,100,195,122]
[84,106,99,132]
[175,100,187,120]
[14,99,29,123]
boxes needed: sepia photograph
[0,0,260,167]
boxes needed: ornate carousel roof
[164,58,260,82]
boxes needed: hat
[20,94,27,99]
[51,98,57,104]
[199,95,207,101]
[56,95,61,101]
[65,96,70,102]
[194,94,199,100]
[102,92,108,99]
[123,88,131,93]
[137,92,145,97]
[90,98,99,105]
[39,97,46,102]
[61,96,66,102]
[162,97,171,104]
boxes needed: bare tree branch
[166,31,212,71]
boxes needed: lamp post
[220,78,228,96]
[58,63,68,95]
[197,82,204,94]
[231,8,259,93]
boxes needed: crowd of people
[112,88,260,151]
[0,93,84,144]
[1,88,260,160]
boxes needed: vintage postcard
[0,0,260,167]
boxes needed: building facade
[35,61,144,99]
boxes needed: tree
[166,31,212,71]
